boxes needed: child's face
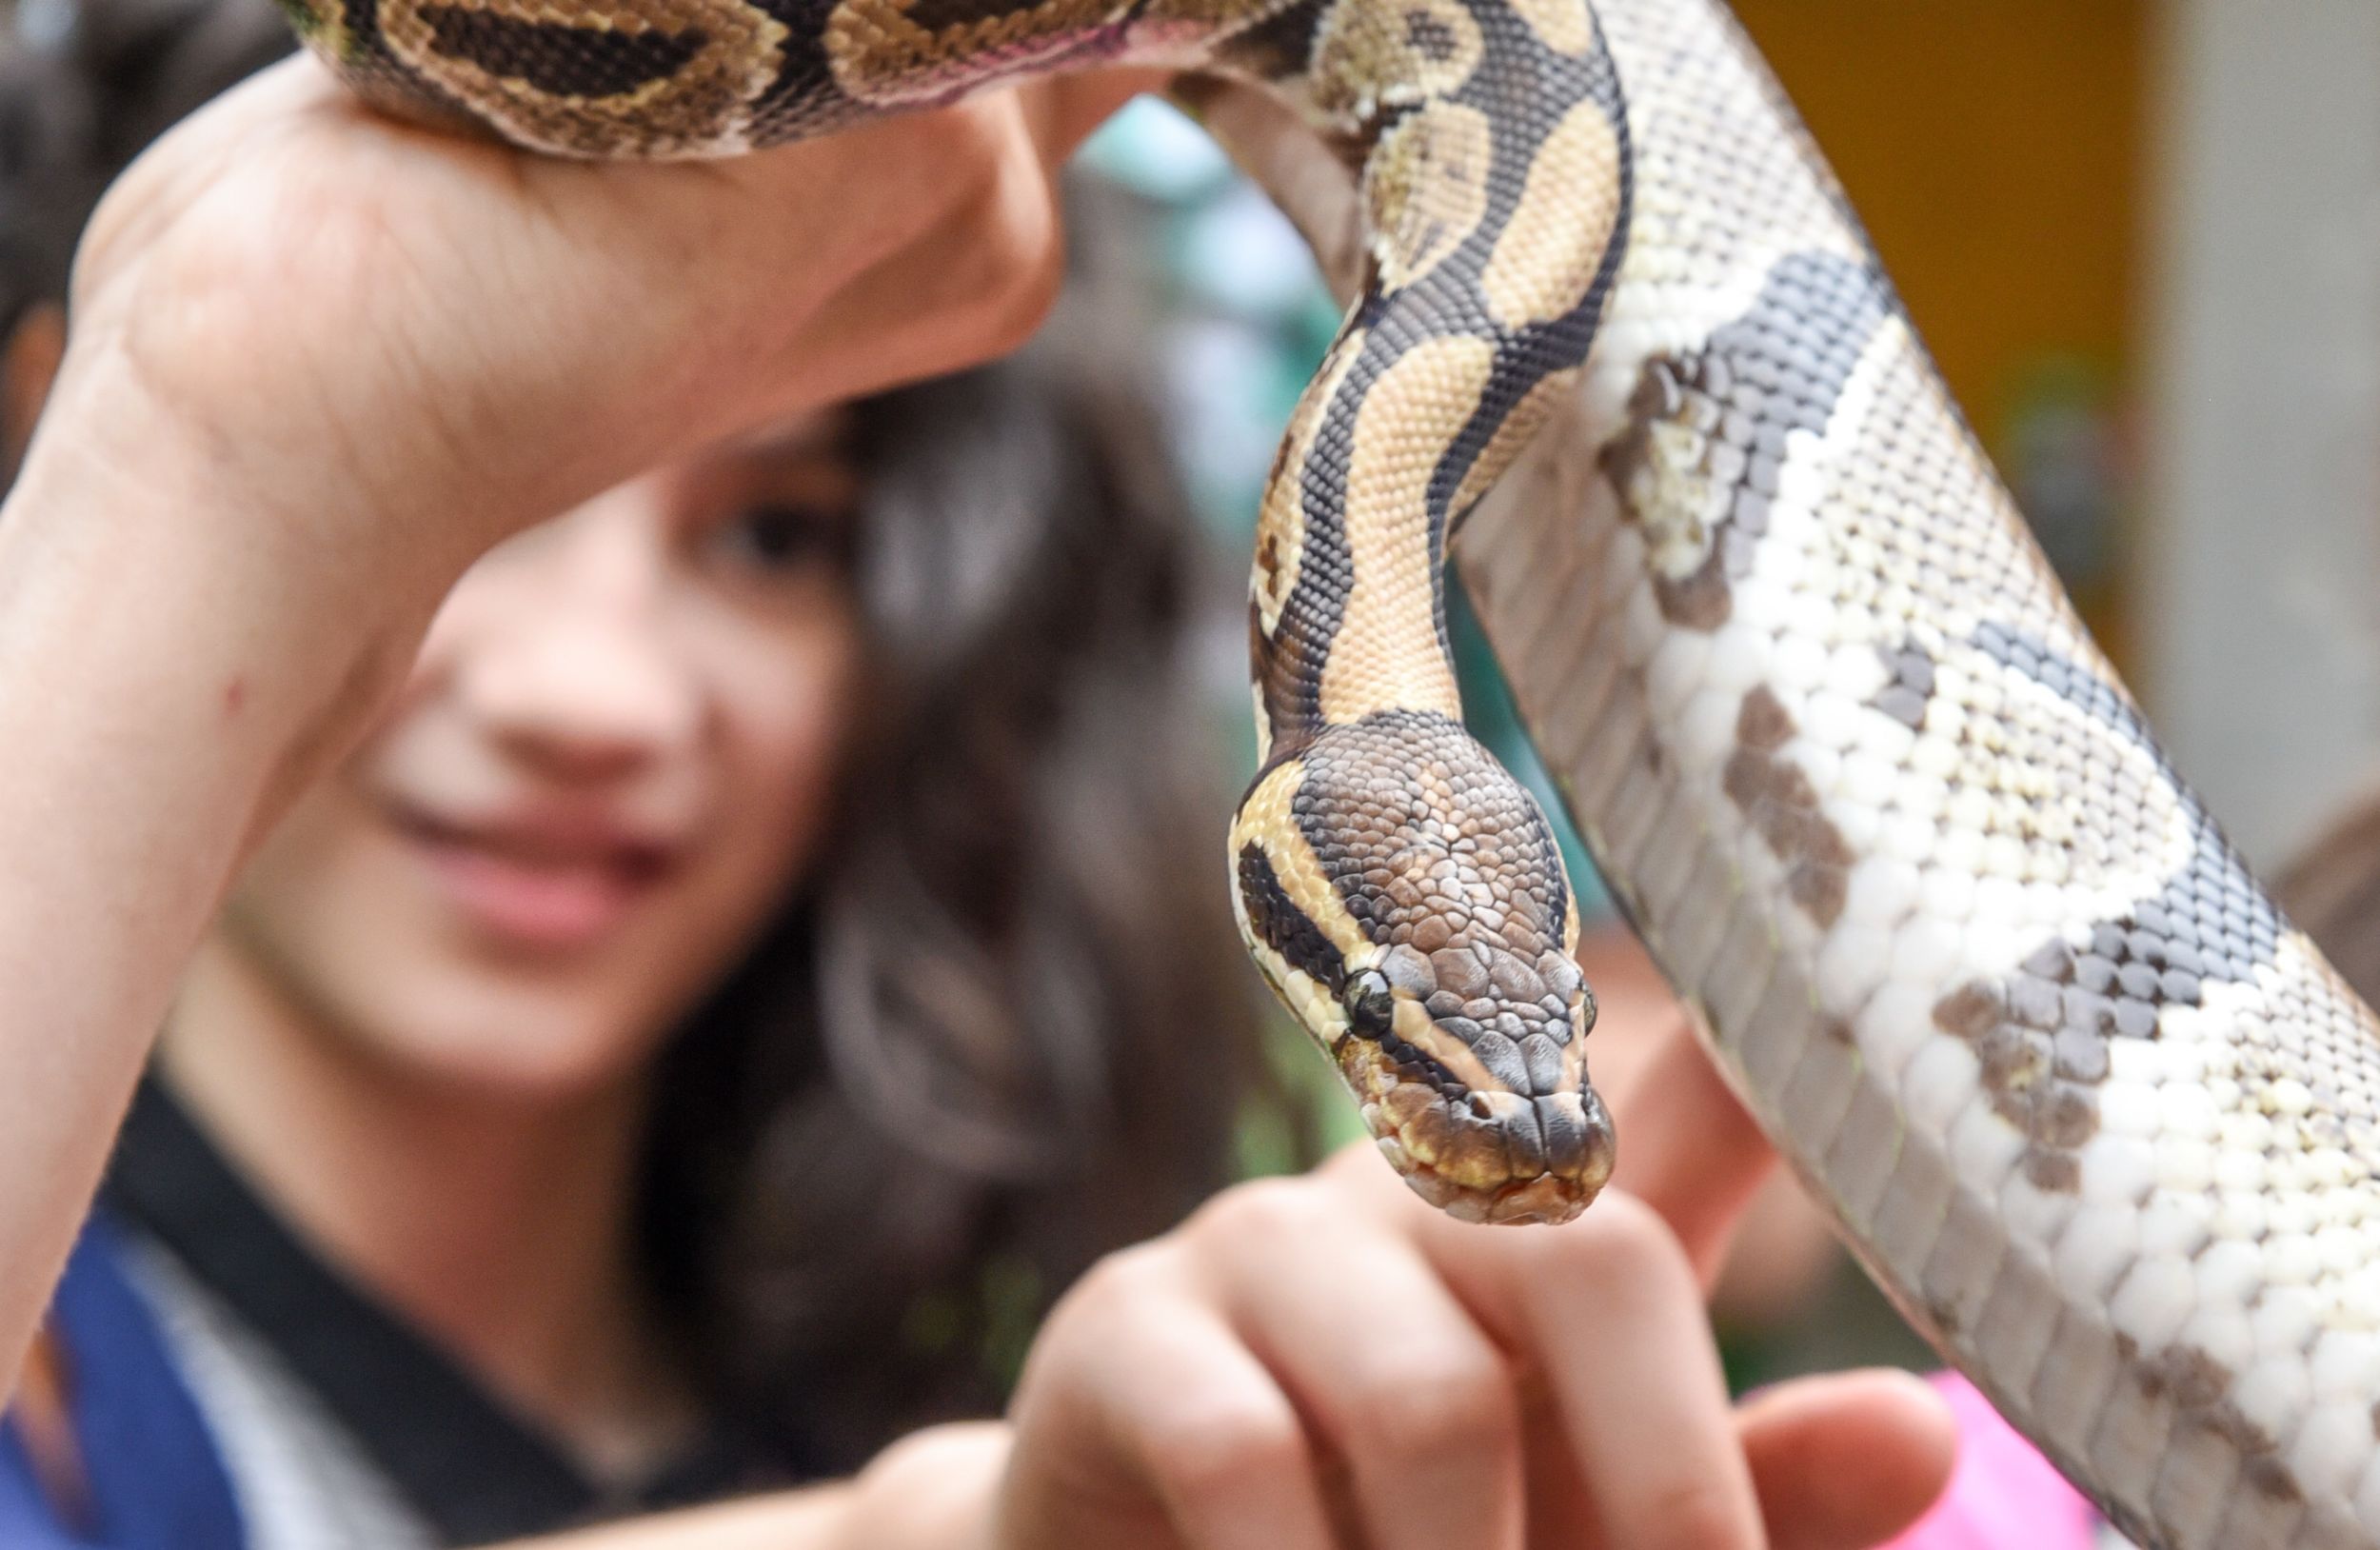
[215,412,863,1095]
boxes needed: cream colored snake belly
[280,0,2380,1538]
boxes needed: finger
[767,228,1046,411]
[1329,1156,1772,1549]
[1515,1378,1600,1550]
[1490,1196,1769,1550]
[732,141,1065,413]
[1005,1278,1340,1550]
[1601,1006,1777,1288]
[1196,1186,1526,1550]
[1020,69,1172,166]
[1737,1371,1958,1550]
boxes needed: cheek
[211,601,864,1098]
[229,786,388,948]
[705,606,863,890]
[218,783,513,1071]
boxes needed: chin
[328,964,675,1103]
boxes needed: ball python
[275,0,2380,1540]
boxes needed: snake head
[1228,728,1618,1228]
[1343,938,1616,1224]
[1230,715,1617,1225]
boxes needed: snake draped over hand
[275,0,2380,1542]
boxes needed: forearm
[486,1426,1006,1550]
[0,368,459,1395]
[490,1490,854,1550]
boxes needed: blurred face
[218,414,863,1095]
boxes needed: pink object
[1884,1374,2102,1550]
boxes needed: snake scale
[275,0,2380,1539]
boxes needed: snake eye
[1344,968,1395,1039]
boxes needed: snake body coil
[282,0,2380,1540]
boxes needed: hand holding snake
[50,59,1139,585]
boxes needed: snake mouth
[1344,1042,1616,1225]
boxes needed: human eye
[707,501,849,576]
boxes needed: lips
[391,805,681,952]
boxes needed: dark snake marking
[1600,248,1891,631]
[1209,0,1329,78]
[1417,10,1629,518]
[1971,621,2280,993]
[1871,639,1934,731]
[1237,841,1347,994]
[1259,10,1628,748]
[1931,624,2279,1195]
[420,9,710,93]
[1725,686,1852,928]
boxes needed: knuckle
[1194,1175,1332,1246]
[1566,1191,1690,1280]
[909,102,1015,198]
[1359,1357,1515,1461]
[984,237,1062,353]
[918,132,1061,352]
[972,174,1063,349]
[1145,1390,1306,1499]
[1010,1247,1182,1421]
[1056,1242,1174,1330]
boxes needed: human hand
[833,968,1956,1550]
[35,54,1152,596]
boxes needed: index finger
[1375,1178,1769,1550]
[1570,926,1779,1287]
[1600,1005,1778,1288]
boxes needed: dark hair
[0,0,290,332]
[643,328,1292,1468]
[4,0,1300,1477]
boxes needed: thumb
[841,1423,1012,1550]
[1737,1369,1958,1550]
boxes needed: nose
[452,520,703,780]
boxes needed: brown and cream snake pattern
[280,0,2380,1540]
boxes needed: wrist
[35,312,498,583]
[2,365,447,844]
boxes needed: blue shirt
[0,1215,245,1550]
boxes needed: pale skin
[155,404,873,1473]
[0,49,1958,1550]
